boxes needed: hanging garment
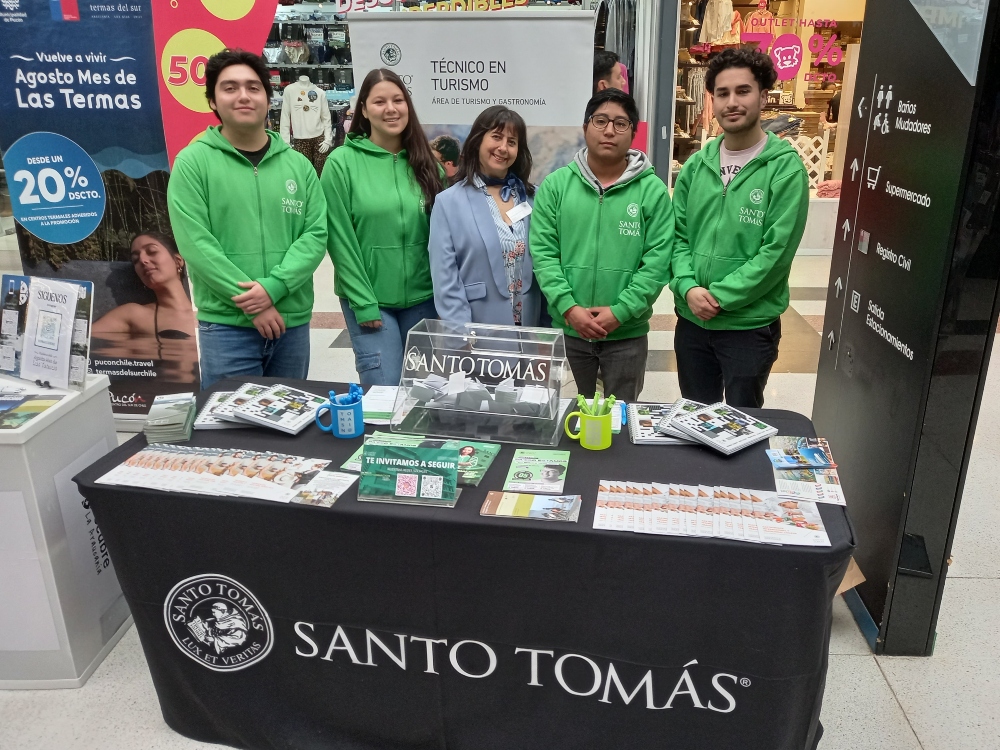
[280,82,333,144]
[293,135,327,177]
[719,10,742,45]
[699,0,734,44]
[743,9,774,35]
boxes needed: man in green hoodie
[167,49,327,389]
[670,48,808,408]
[530,89,674,402]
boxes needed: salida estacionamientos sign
[165,573,752,713]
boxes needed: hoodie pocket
[368,244,432,305]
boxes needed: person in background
[670,48,808,408]
[530,89,674,402]
[593,50,627,95]
[322,68,444,386]
[430,134,461,180]
[429,105,543,327]
[167,49,327,390]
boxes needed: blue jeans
[340,298,437,386]
[198,321,311,390]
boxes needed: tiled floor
[2,249,1000,749]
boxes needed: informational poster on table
[347,10,594,181]
[0,0,273,419]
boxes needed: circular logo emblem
[626,202,639,218]
[164,574,273,672]
[286,179,298,194]
[750,189,764,205]
[380,42,402,67]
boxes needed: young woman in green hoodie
[321,68,444,385]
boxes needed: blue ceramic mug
[315,384,364,438]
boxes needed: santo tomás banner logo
[164,573,274,672]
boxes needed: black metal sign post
[814,0,1000,655]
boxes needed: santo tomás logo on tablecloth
[164,574,273,672]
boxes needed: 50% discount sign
[741,31,844,82]
[4,132,106,245]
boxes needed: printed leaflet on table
[362,385,399,425]
[670,403,777,454]
[654,398,704,440]
[143,392,197,444]
[503,449,570,493]
[290,471,358,508]
[767,436,846,506]
[0,390,65,429]
[232,383,327,434]
[194,391,252,430]
[96,445,331,502]
[627,403,692,445]
[341,431,502,486]
[593,479,830,546]
[480,491,582,522]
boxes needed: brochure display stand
[0,373,130,688]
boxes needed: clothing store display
[293,135,328,176]
[280,77,333,175]
[816,180,842,198]
[699,0,734,45]
[719,10,741,45]
[743,7,775,35]
[280,40,310,64]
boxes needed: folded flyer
[503,449,570,494]
[671,403,777,455]
[96,445,330,502]
[362,385,398,425]
[766,436,836,469]
[480,491,581,522]
[290,471,358,508]
[593,479,830,547]
[233,383,327,435]
[773,467,846,505]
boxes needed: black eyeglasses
[588,114,632,133]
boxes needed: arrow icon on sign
[842,219,851,241]
[835,277,843,297]
[850,159,859,181]
[858,96,866,118]
[828,331,836,349]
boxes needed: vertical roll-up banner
[347,10,594,182]
[0,0,273,423]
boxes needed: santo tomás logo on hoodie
[620,202,642,237]
[283,179,303,215]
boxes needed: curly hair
[705,48,778,94]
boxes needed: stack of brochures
[767,436,846,505]
[669,403,777,454]
[143,392,197,444]
[192,383,326,435]
[627,403,690,445]
[96,445,339,503]
[193,391,252,430]
[592,480,831,547]
[480,491,582,522]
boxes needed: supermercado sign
[347,10,593,126]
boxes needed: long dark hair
[454,106,535,195]
[350,68,442,210]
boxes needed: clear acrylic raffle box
[391,320,566,446]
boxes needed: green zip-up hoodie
[670,132,809,330]
[529,149,674,340]
[166,127,327,328]
[321,134,435,323]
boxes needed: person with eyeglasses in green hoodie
[166,49,327,390]
[321,68,445,386]
[530,88,674,402]
[670,48,809,409]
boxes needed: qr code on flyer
[395,473,419,497]
[420,474,443,499]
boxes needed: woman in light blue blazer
[429,106,543,327]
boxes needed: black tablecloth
[75,378,854,750]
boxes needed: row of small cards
[593,481,831,547]
[96,445,356,504]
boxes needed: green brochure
[503,449,571,494]
[358,444,460,507]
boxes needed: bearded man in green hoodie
[167,49,327,389]
[670,48,808,408]
[530,89,674,402]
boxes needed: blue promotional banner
[0,0,197,419]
